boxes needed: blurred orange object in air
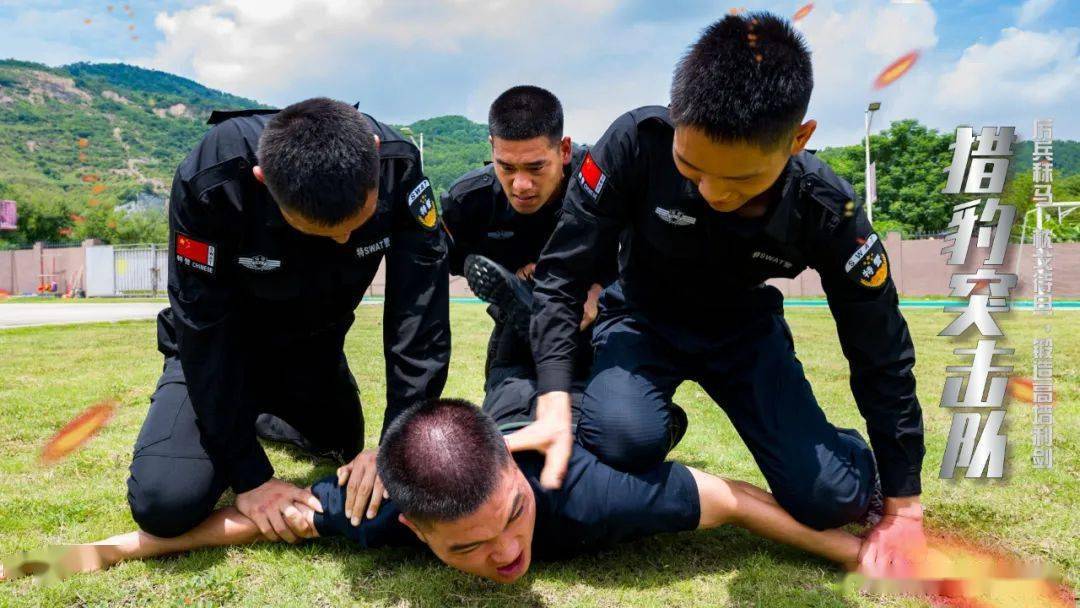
[91,183,107,194]
[1007,377,1035,404]
[77,138,89,148]
[874,50,920,89]
[81,174,99,183]
[793,3,814,21]
[39,401,117,465]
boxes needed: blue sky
[1,0,1077,146]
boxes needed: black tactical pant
[482,311,586,434]
[577,282,876,531]
[126,352,364,538]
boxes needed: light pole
[399,127,424,170]
[864,101,881,224]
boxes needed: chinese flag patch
[578,152,607,198]
[176,233,216,274]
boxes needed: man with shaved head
[19,399,870,584]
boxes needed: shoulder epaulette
[206,108,279,125]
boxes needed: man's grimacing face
[491,135,572,214]
[672,120,817,213]
[398,462,537,584]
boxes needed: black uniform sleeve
[531,115,635,394]
[310,475,422,548]
[382,162,451,436]
[167,126,274,494]
[439,188,483,277]
[810,206,925,497]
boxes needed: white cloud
[1017,0,1058,27]
[792,0,938,147]
[120,0,1080,146]
[146,0,619,97]
[934,26,1080,110]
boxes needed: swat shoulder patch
[408,178,439,231]
[843,233,889,289]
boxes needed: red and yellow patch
[407,178,439,231]
[578,152,607,198]
[176,233,216,274]
[859,254,888,288]
[844,233,889,289]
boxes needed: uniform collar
[760,156,799,243]
[263,188,288,228]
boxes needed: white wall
[85,245,115,297]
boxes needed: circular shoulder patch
[407,178,439,231]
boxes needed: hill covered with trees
[1,59,1078,246]
[0,60,490,247]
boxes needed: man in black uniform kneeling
[441,86,610,432]
[127,98,450,543]
[525,13,927,574]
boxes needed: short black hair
[257,97,379,226]
[488,85,564,143]
[377,399,511,525]
[670,12,813,150]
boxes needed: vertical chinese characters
[939,126,1018,479]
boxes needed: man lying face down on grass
[4,399,868,584]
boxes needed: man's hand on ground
[505,391,573,489]
[235,478,323,544]
[337,448,386,526]
[858,496,927,577]
[580,283,603,331]
[516,263,536,281]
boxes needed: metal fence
[113,244,168,296]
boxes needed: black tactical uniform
[442,144,588,279]
[441,145,602,428]
[127,108,450,537]
[531,106,924,530]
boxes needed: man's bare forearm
[688,467,861,570]
[61,505,317,575]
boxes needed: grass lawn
[0,304,1076,607]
